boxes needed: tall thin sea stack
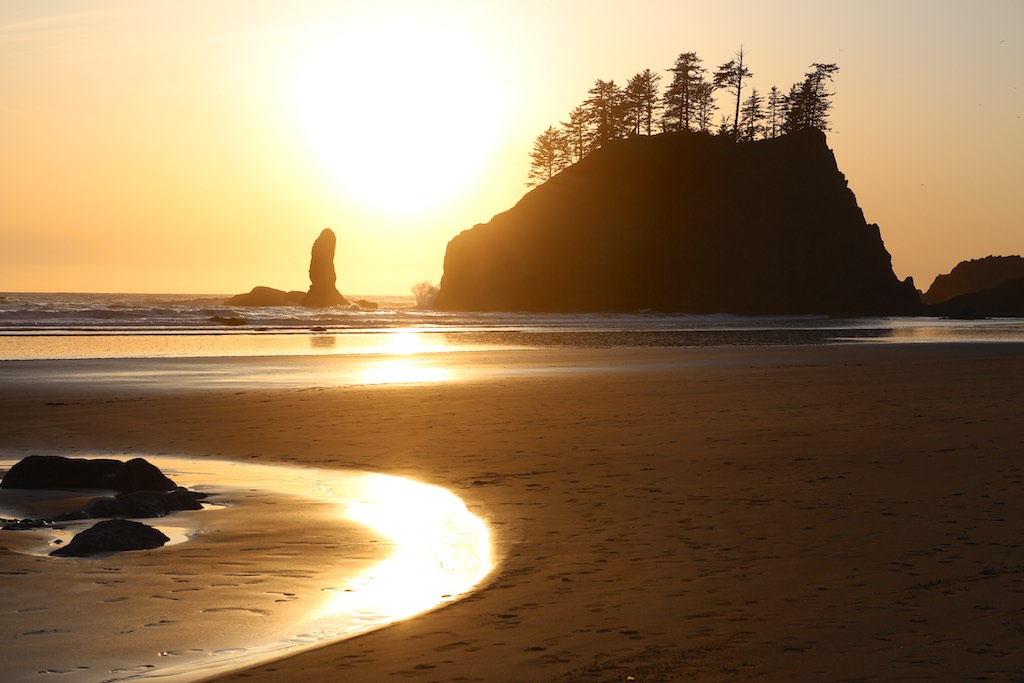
[302,228,348,307]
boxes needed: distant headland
[921,255,1024,318]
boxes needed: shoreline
[3,343,1024,681]
[0,457,491,682]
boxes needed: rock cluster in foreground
[1,455,207,557]
[436,129,919,315]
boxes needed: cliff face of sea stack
[302,228,348,307]
[435,128,919,314]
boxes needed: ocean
[2,291,1024,361]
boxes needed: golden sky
[2,0,1021,295]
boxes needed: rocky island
[435,129,919,315]
[226,228,349,307]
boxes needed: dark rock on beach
[1,457,207,555]
[50,519,170,557]
[1,456,177,493]
[2,510,92,530]
[435,128,918,315]
[85,488,207,519]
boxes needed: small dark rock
[50,519,170,557]
[209,315,248,326]
[85,488,207,519]
[1,510,92,530]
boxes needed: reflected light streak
[321,473,492,621]
[375,329,449,355]
[358,330,453,384]
[357,359,451,385]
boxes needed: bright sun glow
[355,330,454,384]
[291,11,510,216]
[379,329,438,354]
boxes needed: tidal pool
[0,456,493,682]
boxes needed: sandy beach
[3,343,1024,681]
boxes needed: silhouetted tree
[624,69,662,136]
[693,80,717,133]
[766,85,783,138]
[662,52,705,132]
[585,79,628,146]
[781,82,806,134]
[783,63,839,133]
[560,105,592,163]
[525,48,841,183]
[527,126,569,186]
[804,63,839,131]
[713,45,753,141]
[716,114,733,137]
[739,87,765,141]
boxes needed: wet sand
[3,343,1024,681]
[0,457,490,682]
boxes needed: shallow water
[0,456,492,682]
[4,292,1024,362]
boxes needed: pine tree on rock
[713,45,753,141]
[528,126,570,186]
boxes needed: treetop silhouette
[527,46,839,186]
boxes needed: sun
[291,10,510,216]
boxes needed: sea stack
[225,228,349,307]
[303,228,348,307]
[435,129,919,315]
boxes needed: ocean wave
[3,292,1024,360]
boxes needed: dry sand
[2,343,1024,681]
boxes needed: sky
[2,0,1022,295]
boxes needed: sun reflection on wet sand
[322,473,492,620]
[356,330,454,384]
[357,359,451,384]
[377,329,432,354]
